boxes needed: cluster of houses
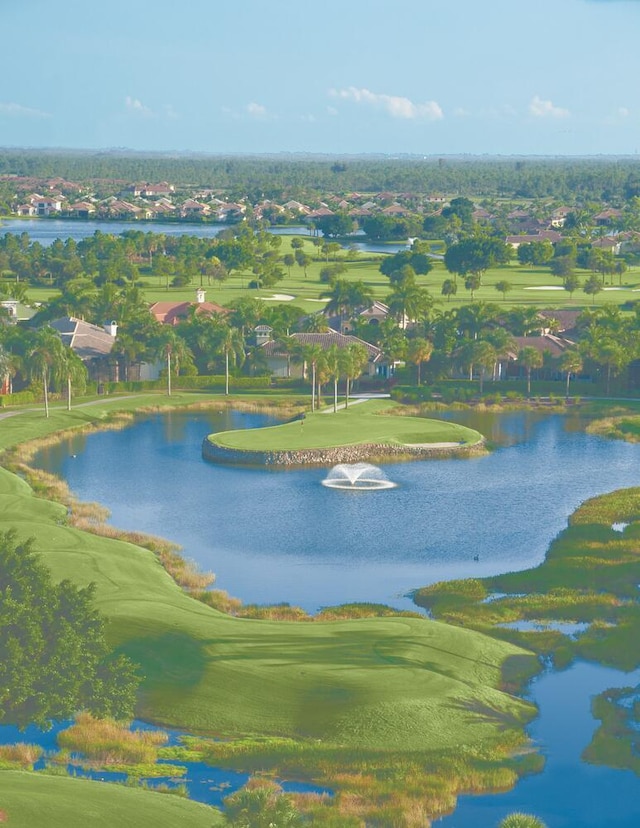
[0,285,584,397]
[8,178,640,257]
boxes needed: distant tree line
[3,149,640,201]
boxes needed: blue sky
[2,0,640,155]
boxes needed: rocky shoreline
[202,437,486,467]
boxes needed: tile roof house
[149,289,227,326]
[505,230,562,249]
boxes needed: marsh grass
[194,591,424,622]
[0,743,43,768]
[583,686,640,775]
[58,713,168,766]
[167,730,538,827]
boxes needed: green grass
[14,233,640,314]
[0,771,223,827]
[208,398,482,452]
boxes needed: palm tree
[323,344,342,412]
[456,302,500,340]
[321,279,373,332]
[407,338,433,386]
[62,348,88,411]
[472,340,497,393]
[559,349,583,399]
[485,327,516,381]
[27,327,66,418]
[293,341,324,412]
[342,343,369,408]
[213,323,245,396]
[315,352,331,409]
[518,346,543,396]
[386,283,432,330]
[155,327,194,397]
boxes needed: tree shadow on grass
[116,631,207,691]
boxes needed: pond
[32,408,640,613]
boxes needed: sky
[2,0,640,156]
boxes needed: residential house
[149,289,227,326]
[594,208,623,227]
[68,201,96,218]
[49,317,119,382]
[505,230,562,249]
[260,331,394,379]
[29,194,64,215]
[181,199,211,218]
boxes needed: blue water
[32,409,640,612]
[436,662,640,828]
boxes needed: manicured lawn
[0,771,223,827]
[208,398,482,452]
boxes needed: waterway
[32,408,640,612]
[0,217,410,255]
[436,662,640,828]
[0,719,329,808]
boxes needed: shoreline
[202,435,486,467]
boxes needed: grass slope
[208,398,482,452]
[0,771,222,827]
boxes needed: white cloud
[125,96,153,117]
[618,106,630,118]
[0,102,50,119]
[246,102,267,118]
[529,95,570,119]
[326,106,339,117]
[329,87,443,121]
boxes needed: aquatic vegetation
[58,713,168,766]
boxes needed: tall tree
[518,346,543,396]
[559,349,583,399]
[407,338,433,386]
[0,530,140,729]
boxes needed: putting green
[208,398,482,453]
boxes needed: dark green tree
[0,530,140,729]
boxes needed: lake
[0,218,411,254]
[32,408,640,613]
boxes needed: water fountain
[321,463,396,490]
